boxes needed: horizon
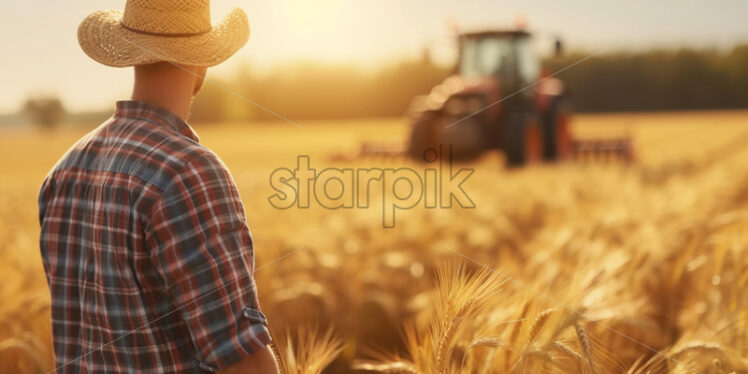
[2,0,748,114]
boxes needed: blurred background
[2,0,748,125]
[1,1,747,373]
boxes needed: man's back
[39,101,271,373]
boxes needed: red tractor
[407,29,573,166]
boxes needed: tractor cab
[458,31,540,93]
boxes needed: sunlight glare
[283,0,345,37]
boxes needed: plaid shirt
[38,100,271,373]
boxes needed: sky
[1,0,747,113]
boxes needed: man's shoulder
[112,116,223,192]
[44,116,221,193]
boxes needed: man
[38,1,279,372]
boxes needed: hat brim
[78,8,249,68]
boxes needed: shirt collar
[113,100,200,143]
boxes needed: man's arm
[146,151,275,371]
[219,345,279,374]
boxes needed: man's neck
[131,66,196,121]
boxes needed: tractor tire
[542,99,573,161]
[440,116,486,161]
[503,114,545,168]
[407,115,439,161]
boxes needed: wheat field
[0,110,747,373]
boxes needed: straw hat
[78,0,249,67]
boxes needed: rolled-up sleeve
[145,150,271,371]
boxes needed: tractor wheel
[503,114,545,167]
[407,115,439,161]
[542,100,573,161]
[440,116,486,161]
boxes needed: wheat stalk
[431,262,504,373]
[505,301,531,372]
[573,320,597,374]
[553,341,583,361]
[527,308,557,343]
[275,327,342,374]
[460,336,509,370]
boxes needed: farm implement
[337,136,635,164]
[405,28,635,166]
[334,28,634,165]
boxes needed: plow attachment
[571,137,635,163]
[331,137,635,164]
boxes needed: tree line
[189,44,748,123]
[190,51,452,123]
[547,45,748,112]
[20,44,748,127]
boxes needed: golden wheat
[275,327,343,374]
[1,111,747,373]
